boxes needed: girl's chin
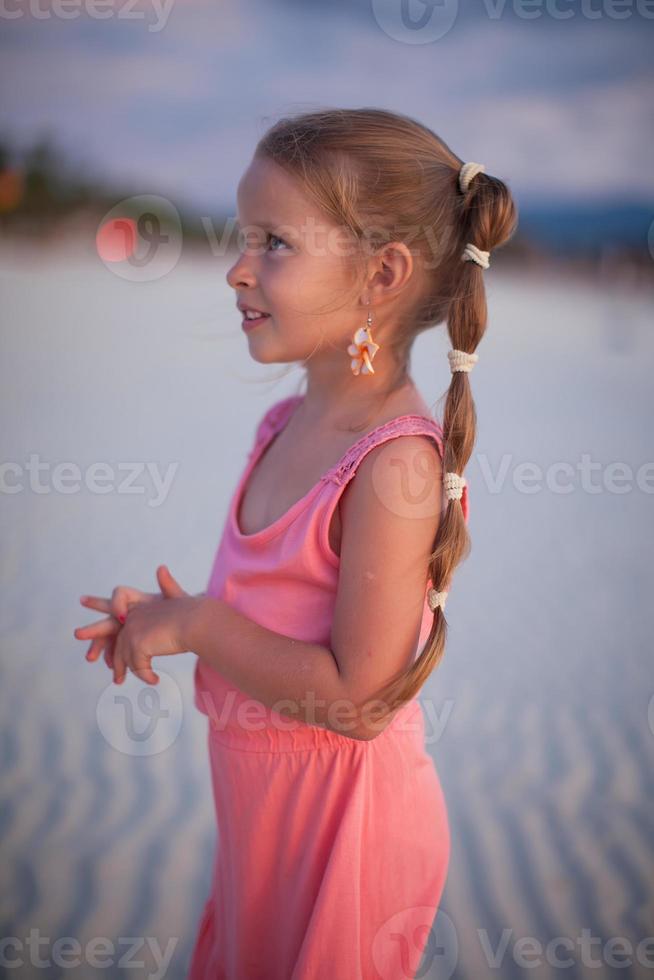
[244,341,298,366]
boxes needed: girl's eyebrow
[234,217,286,230]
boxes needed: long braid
[364,161,514,726]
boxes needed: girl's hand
[111,579,200,686]
[75,566,189,683]
[77,588,159,672]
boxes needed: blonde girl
[75,107,517,980]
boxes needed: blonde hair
[255,106,519,729]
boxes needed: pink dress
[188,394,469,980]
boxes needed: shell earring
[347,303,381,376]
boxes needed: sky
[1,0,653,215]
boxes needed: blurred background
[1,0,653,978]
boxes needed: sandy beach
[1,241,653,979]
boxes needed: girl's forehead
[238,158,311,218]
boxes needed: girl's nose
[226,253,256,290]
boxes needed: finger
[112,647,128,686]
[104,636,116,671]
[85,637,107,662]
[156,564,187,599]
[111,585,148,624]
[112,629,129,685]
[133,656,160,686]
[93,633,115,667]
[79,595,113,615]
[75,617,119,640]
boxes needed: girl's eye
[236,229,291,253]
[267,233,289,251]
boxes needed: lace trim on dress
[248,395,444,487]
[328,415,444,486]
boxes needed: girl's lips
[242,312,271,331]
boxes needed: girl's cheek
[264,265,294,293]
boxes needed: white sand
[1,241,653,978]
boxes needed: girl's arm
[186,597,358,735]
[184,435,443,741]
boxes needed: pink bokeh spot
[96,217,137,263]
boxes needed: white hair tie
[448,349,478,374]
[444,472,466,501]
[459,161,485,193]
[427,588,448,613]
[462,243,491,269]
[458,163,491,269]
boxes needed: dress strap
[248,398,469,523]
[329,414,444,483]
[326,413,469,524]
[249,394,304,458]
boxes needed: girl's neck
[298,374,427,431]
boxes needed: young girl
[75,107,517,979]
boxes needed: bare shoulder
[340,432,443,537]
[326,386,443,556]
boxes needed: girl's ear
[373,240,414,294]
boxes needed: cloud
[1,0,652,208]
